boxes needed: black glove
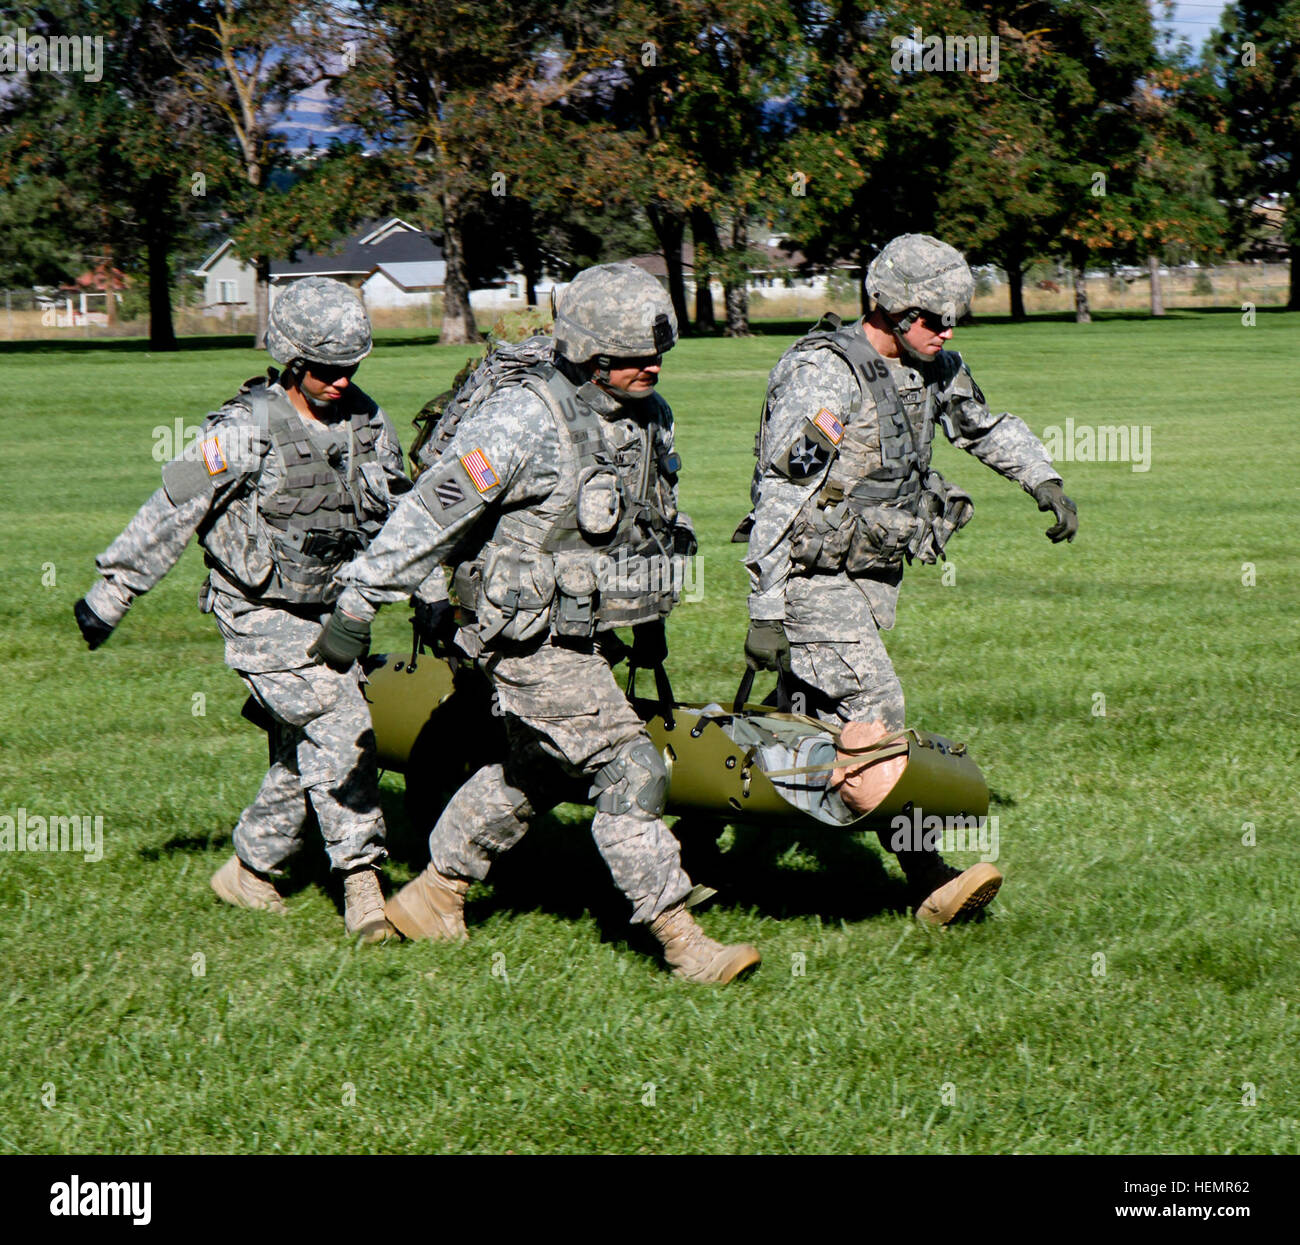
[412,597,456,652]
[631,619,669,668]
[308,610,371,672]
[1032,480,1079,544]
[745,619,791,675]
[73,598,115,651]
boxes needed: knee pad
[591,739,668,816]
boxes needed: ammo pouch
[908,471,973,565]
[476,545,556,644]
[552,553,597,638]
[791,500,919,575]
[790,502,856,573]
[847,505,920,572]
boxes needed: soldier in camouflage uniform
[313,262,760,984]
[741,234,1079,925]
[74,277,410,941]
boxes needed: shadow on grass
[140,777,945,934]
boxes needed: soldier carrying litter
[311,261,761,984]
[739,233,1079,924]
[73,277,410,941]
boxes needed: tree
[173,0,330,346]
[334,1,587,343]
[0,1,220,349]
[1211,2,1300,308]
[1130,45,1230,315]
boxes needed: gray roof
[269,219,444,279]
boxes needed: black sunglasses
[306,362,360,383]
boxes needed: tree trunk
[646,202,689,332]
[1147,253,1164,317]
[520,205,540,307]
[102,249,117,327]
[1071,265,1091,323]
[1005,256,1026,320]
[439,191,480,344]
[254,254,270,348]
[723,212,750,337]
[146,225,177,351]
[690,208,718,332]
[1289,239,1300,311]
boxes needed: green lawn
[0,310,1297,1154]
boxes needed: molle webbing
[248,385,381,603]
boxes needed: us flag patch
[201,437,227,475]
[435,477,465,509]
[812,408,844,445]
[461,448,498,493]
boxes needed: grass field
[1,310,1297,1155]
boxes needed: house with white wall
[192,218,447,315]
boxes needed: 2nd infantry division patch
[461,448,499,493]
[785,436,831,478]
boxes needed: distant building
[191,218,447,316]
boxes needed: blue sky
[1156,0,1232,46]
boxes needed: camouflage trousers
[779,573,906,731]
[784,633,906,732]
[211,587,386,875]
[427,641,692,924]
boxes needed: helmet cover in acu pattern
[552,262,678,364]
[266,276,373,368]
[866,234,975,325]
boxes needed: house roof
[195,219,445,279]
[368,261,445,292]
[272,219,444,278]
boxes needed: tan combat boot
[342,866,396,943]
[649,905,760,984]
[210,854,288,915]
[916,862,1003,926]
[384,864,469,942]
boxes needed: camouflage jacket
[746,322,1059,634]
[86,375,407,629]
[334,364,691,646]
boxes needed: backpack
[408,334,556,479]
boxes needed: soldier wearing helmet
[73,276,410,941]
[315,261,760,984]
[738,233,1078,924]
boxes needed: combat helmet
[266,276,373,369]
[552,262,678,383]
[866,234,974,360]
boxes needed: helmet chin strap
[284,358,343,417]
[885,308,930,364]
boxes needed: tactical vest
[455,365,683,649]
[200,380,390,607]
[758,318,971,573]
